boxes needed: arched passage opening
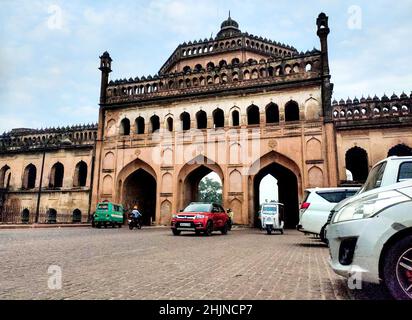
[345,147,369,183]
[198,172,222,203]
[259,174,278,203]
[177,156,224,210]
[122,169,157,225]
[249,152,301,228]
[388,144,412,157]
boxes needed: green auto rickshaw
[93,202,125,228]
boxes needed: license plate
[179,223,191,227]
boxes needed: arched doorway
[388,144,412,157]
[249,152,301,228]
[345,147,369,183]
[177,156,224,211]
[72,209,82,223]
[122,169,157,226]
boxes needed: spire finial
[229,10,231,19]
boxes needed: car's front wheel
[221,222,228,235]
[204,221,213,236]
[383,235,412,300]
[320,225,328,244]
[172,229,181,236]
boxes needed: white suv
[297,187,359,242]
[327,157,412,300]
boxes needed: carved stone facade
[1,13,411,226]
[0,125,97,222]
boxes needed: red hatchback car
[171,202,230,236]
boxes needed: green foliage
[198,177,222,204]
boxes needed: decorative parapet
[331,93,412,126]
[159,33,299,75]
[0,123,98,153]
[105,51,321,105]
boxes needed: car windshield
[362,161,387,193]
[183,203,211,212]
[262,205,277,215]
[97,204,109,210]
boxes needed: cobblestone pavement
[0,227,391,300]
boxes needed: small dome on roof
[216,12,241,39]
[220,12,239,29]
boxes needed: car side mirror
[179,209,184,212]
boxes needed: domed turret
[216,12,241,39]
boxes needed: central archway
[177,155,224,211]
[248,151,301,228]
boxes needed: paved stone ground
[0,227,391,300]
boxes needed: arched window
[232,72,239,81]
[73,161,87,187]
[232,110,240,126]
[49,162,64,189]
[251,69,259,79]
[247,105,260,125]
[150,115,160,133]
[346,147,369,182]
[244,70,250,80]
[180,112,191,131]
[206,62,215,70]
[0,165,11,188]
[136,117,145,134]
[120,118,130,135]
[196,110,207,129]
[219,60,227,68]
[213,108,224,128]
[231,58,240,65]
[194,64,202,72]
[388,144,412,157]
[166,117,173,132]
[72,209,82,223]
[22,164,36,189]
[285,101,300,122]
[183,66,191,73]
[266,103,279,124]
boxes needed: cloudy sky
[0,0,411,132]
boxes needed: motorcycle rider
[131,206,142,227]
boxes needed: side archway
[248,151,301,228]
[117,158,157,225]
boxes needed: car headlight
[195,215,205,219]
[172,214,177,218]
[333,190,410,223]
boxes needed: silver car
[327,180,412,300]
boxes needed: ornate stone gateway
[2,13,410,226]
[92,13,338,227]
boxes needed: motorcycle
[128,213,142,230]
